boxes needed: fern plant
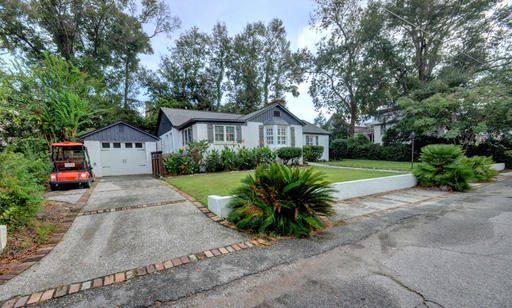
[413,144,473,192]
[228,163,335,237]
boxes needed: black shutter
[207,124,213,142]
[236,125,242,143]
[259,125,264,147]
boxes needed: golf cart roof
[51,141,84,147]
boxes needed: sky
[139,0,329,122]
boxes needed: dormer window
[274,110,281,117]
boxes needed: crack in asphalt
[161,211,455,306]
[372,271,445,308]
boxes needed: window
[125,142,133,148]
[135,143,143,149]
[183,127,193,145]
[214,125,224,142]
[113,142,121,148]
[265,127,274,144]
[273,110,281,117]
[277,126,287,145]
[306,135,314,146]
[226,126,235,142]
[102,142,110,149]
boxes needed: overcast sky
[140,0,329,122]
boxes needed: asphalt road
[43,175,512,308]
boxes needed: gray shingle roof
[161,108,243,127]
[302,120,331,135]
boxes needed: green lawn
[321,159,412,171]
[166,166,395,205]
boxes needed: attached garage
[80,121,158,177]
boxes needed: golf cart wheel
[83,181,91,188]
[50,184,57,191]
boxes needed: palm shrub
[221,147,237,171]
[228,163,335,237]
[237,147,257,170]
[413,144,473,192]
[205,149,223,172]
[463,156,497,182]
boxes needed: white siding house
[155,102,330,159]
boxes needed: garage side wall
[84,140,103,177]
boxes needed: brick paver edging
[1,238,270,307]
[164,182,240,230]
[0,182,97,286]
[77,199,187,216]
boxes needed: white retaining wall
[0,225,6,252]
[330,174,417,200]
[207,174,418,218]
[491,163,505,171]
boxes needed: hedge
[303,145,324,162]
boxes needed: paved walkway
[332,188,450,221]
[0,176,247,301]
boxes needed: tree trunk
[124,58,129,109]
[349,101,357,137]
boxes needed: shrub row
[0,152,50,229]
[330,135,411,161]
[414,144,496,192]
[163,140,307,176]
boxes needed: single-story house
[80,121,158,177]
[156,102,331,161]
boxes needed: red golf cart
[49,141,95,190]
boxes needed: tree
[381,0,507,84]
[0,0,179,122]
[313,112,327,127]
[158,27,214,110]
[393,72,512,149]
[208,23,230,110]
[0,54,98,145]
[310,0,390,136]
[226,19,307,113]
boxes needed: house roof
[160,102,306,129]
[79,121,158,141]
[161,108,244,128]
[302,120,331,135]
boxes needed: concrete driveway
[0,176,247,301]
[41,175,512,307]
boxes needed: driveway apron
[0,176,247,301]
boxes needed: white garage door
[100,142,148,176]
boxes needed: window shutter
[315,136,319,146]
[207,124,213,142]
[236,125,242,143]
[259,125,264,147]
[290,127,295,147]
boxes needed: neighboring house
[155,102,331,161]
[80,121,158,177]
[366,107,401,144]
